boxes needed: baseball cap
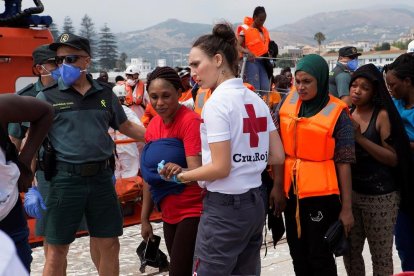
[339,46,361,58]
[125,65,140,75]
[49,33,91,56]
[32,44,56,66]
[177,67,190,78]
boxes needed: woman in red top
[140,66,203,276]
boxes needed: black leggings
[163,217,200,276]
[285,193,341,276]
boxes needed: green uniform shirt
[328,62,351,99]
[37,75,127,164]
[8,80,47,139]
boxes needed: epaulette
[16,83,35,95]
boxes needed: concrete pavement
[30,222,403,275]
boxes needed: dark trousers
[395,209,414,271]
[163,217,200,276]
[193,186,266,276]
[285,192,341,276]
[0,197,32,273]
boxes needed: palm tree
[314,32,326,54]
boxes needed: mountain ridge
[116,6,414,63]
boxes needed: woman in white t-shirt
[160,23,285,275]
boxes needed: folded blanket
[140,138,187,208]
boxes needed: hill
[116,19,211,65]
[271,7,414,45]
[115,7,414,64]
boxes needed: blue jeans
[245,59,270,95]
[395,209,414,271]
[0,197,32,273]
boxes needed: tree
[374,42,391,51]
[276,53,296,69]
[392,40,410,50]
[97,23,118,70]
[115,52,128,71]
[314,32,326,54]
[79,14,97,57]
[62,16,75,34]
[49,22,60,41]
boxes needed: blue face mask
[59,63,86,86]
[347,59,358,71]
[41,66,61,81]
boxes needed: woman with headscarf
[344,64,411,275]
[274,54,355,275]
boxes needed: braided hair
[146,66,184,92]
[192,23,239,76]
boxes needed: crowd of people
[1,5,414,276]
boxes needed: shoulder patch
[17,83,35,95]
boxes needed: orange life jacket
[141,103,158,128]
[242,18,270,57]
[179,88,193,103]
[194,88,212,115]
[236,16,253,38]
[125,81,145,106]
[279,91,347,199]
[262,89,282,110]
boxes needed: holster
[41,138,56,181]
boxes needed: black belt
[55,160,111,177]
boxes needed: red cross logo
[243,104,267,147]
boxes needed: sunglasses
[55,55,88,65]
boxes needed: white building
[322,49,405,70]
[129,58,152,79]
[157,59,167,67]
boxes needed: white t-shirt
[0,148,20,221]
[200,78,276,194]
[109,106,144,178]
[0,230,28,276]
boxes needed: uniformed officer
[37,33,146,276]
[328,46,361,106]
[8,44,59,149]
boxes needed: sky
[25,0,414,33]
